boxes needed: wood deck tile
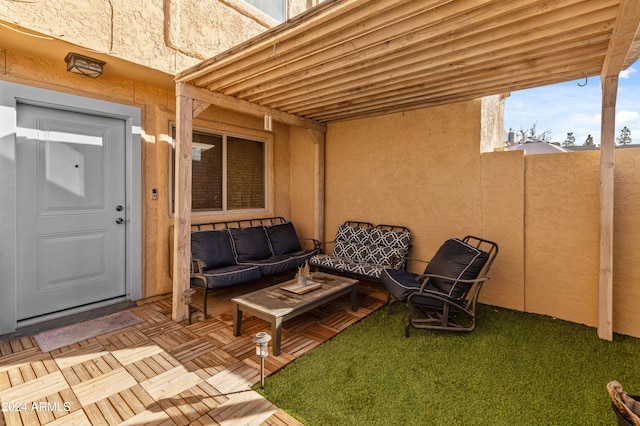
[137,319,182,338]
[205,360,258,394]
[263,408,303,426]
[0,278,386,425]
[71,367,137,406]
[208,389,277,426]
[44,409,90,426]
[82,401,108,424]
[139,365,202,401]
[190,412,219,425]
[185,348,240,379]
[0,347,51,374]
[278,334,320,358]
[164,337,217,364]
[51,341,109,370]
[129,305,171,324]
[152,327,200,350]
[111,343,164,366]
[97,328,151,351]
[156,394,199,425]
[220,336,256,360]
[0,371,67,403]
[299,323,341,343]
[117,404,173,426]
[186,318,228,337]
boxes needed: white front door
[16,103,127,321]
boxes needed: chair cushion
[423,238,489,299]
[239,250,316,276]
[230,226,273,261]
[195,264,262,289]
[265,222,302,255]
[191,229,236,270]
[381,269,422,302]
[335,224,371,246]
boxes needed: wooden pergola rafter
[172,0,640,339]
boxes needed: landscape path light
[183,288,195,325]
[253,331,272,388]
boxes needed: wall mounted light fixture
[264,112,272,131]
[64,52,105,78]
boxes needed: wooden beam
[246,22,611,106]
[596,0,640,340]
[178,82,325,132]
[172,85,193,322]
[277,46,606,116]
[200,0,450,90]
[312,129,325,243]
[193,100,211,118]
[225,0,615,98]
[601,0,640,78]
[598,75,617,341]
[174,0,367,82]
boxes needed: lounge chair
[380,236,498,336]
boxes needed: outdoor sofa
[189,217,320,318]
[309,221,411,281]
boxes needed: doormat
[34,310,144,353]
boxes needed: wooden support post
[598,75,618,341]
[172,86,193,322]
[312,129,325,242]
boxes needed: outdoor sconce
[183,288,196,325]
[264,112,272,131]
[64,52,105,78]
[253,331,272,388]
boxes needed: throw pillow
[265,222,302,255]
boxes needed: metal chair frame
[403,236,498,336]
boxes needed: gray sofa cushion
[191,229,236,269]
[230,226,273,261]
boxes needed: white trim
[219,0,283,27]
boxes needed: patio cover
[172,0,640,339]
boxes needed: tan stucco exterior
[2,1,640,338]
[0,0,308,75]
[323,104,640,337]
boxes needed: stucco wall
[523,151,601,326]
[614,150,640,336]
[289,127,319,242]
[480,150,525,311]
[324,101,485,265]
[0,0,310,75]
[325,104,640,338]
[0,47,294,301]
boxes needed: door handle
[116,218,124,225]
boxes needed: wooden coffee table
[231,272,359,356]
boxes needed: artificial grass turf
[255,304,640,425]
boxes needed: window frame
[242,0,286,23]
[169,122,273,218]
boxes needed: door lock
[115,205,123,211]
[115,218,124,224]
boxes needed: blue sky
[505,60,640,146]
